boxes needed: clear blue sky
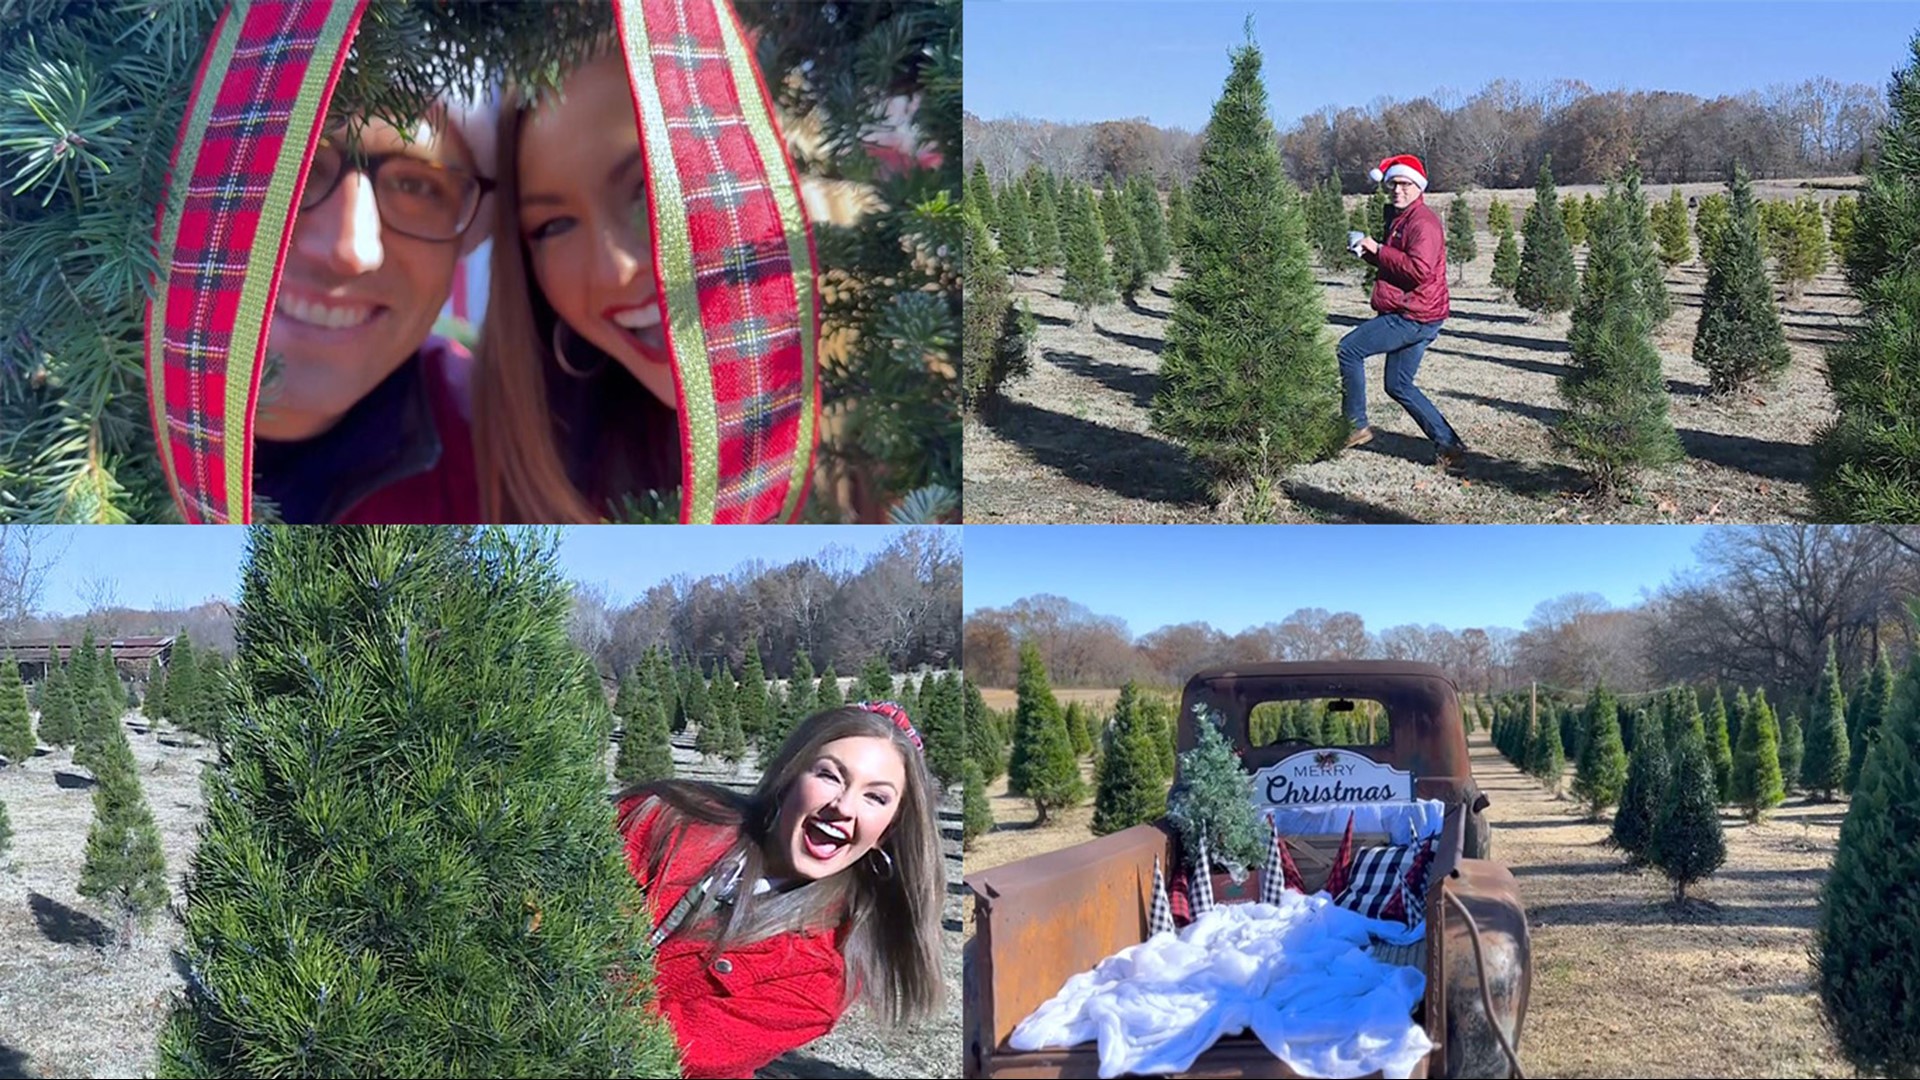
[966,1,1920,130]
[963,525,1713,634]
[32,526,941,614]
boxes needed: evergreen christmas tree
[860,656,894,702]
[1814,33,1920,521]
[1609,707,1668,866]
[1848,647,1893,793]
[38,663,76,748]
[817,664,844,711]
[613,670,641,737]
[1803,639,1851,800]
[1732,687,1786,821]
[1166,180,1192,265]
[615,685,675,787]
[0,658,34,766]
[1814,632,1920,1077]
[1445,196,1477,284]
[1308,173,1350,270]
[738,642,769,748]
[1150,22,1344,488]
[961,203,1036,411]
[1020,682,1083,826]
[156,526,679,1076]
[1562,192,1588,247]
[1780,709,1805,792]
[1649,728,1726,904]
[1109,207,1149,303]
[1572,684,1629,820]
[1622,168,1672,325]
[1653,189,1693,266]
[1490,222,1521,301]
[762,651,817,768]
[1707,686,1735,802]
[998,180,1035,273]
[962,760,993,851]
[1064,701,1094,759]
[1091,683,1168,837]
[965,675,1004,782]
[1359,190,1387,293]
[1008,642,1060,798]
[1128,176,1171,277]
[1166,704,1262,880]
[917,670,965,793]
[1694,166,1791,393]
[1515,158,1578,316]
[1026,166,1062,272]
[144,660,167,721]
[1767,196,1828,300]
[692,663,725,761]
[715,681,747,769]
[1488,196,1512,235]
[76,710,167,949]
[967,160,998,234]
[1693,192,1732,264]
[1557,180,1683,491]
[167,636,203,735]
[0,794,10,862]
[1825,194,1859,264]
[1526,701,1565,796]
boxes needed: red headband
[853,700,923,753]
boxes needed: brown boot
[1344,426,1374,450]
[1435,444,1468,474]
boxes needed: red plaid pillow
[1276,836,1306,895]
[1323,811,1357,897]
[1336,836,1437,926]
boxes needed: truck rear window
[1249,698,1390,747]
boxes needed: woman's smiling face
[517,51,676,410]
[768,736,908,882]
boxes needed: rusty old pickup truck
[964,661,1531,1079]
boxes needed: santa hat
[1368,154,1429,191]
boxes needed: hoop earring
[551,321,606,379]
[867,846,895,880]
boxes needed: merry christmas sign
[1251,748,1412,806]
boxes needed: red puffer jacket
[619,794,850,1079]
[1367,197,1451,323]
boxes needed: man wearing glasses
[1338,154,1466,474]
[252,105,495,523]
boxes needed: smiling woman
[614,702,947,1079]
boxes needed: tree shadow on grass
[1044,349,1158,412]
[1444,325,1571,355]
[28,892,109,949]
[1277,481,1425,524]
[1447,308,1533,326]
[1430,345,1569,379]
[1092,321,1166,357]
[0,1044,32,1080]
[1675,427,1811,484]
[1124,294,1169,319]
[1031,309,1075,329]
[52,770,93,791]
[979,399,1210,507]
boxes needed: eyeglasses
[1386,180,1421,191]
[300,140,496,243]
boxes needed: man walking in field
[1339,154,1466,472]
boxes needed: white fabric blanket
[1008,894,1434,1079]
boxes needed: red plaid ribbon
[851,700,922,753]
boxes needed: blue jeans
[1337,312,1461,449]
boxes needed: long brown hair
[472,77,680,524]
[616,705,946,1027]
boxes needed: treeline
[964,75,1888,191]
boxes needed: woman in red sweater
[615,701,947,1078]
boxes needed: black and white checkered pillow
[1333,840,1425,922]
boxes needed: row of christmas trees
[963,29,1920,519]
[605,644,971,797]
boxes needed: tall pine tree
[1558,181,1683,491]
[1815,629,1920,1077]
[1515,158,1578,316]
[1572,684,1629,820]
[1091,682,1168,836]
[156,526,679,1076]
[1802,638,1851,800]
[1491,222,1521,301]
[1814,33,1920,521]
[998,181,1035,273]
[1026,166,1062,272]
[1732,687,1786,821]
[1649,728,1726,904]
[1128,176,1171,277]
[1707,686,1735,802]
[1609,707,1668,866]
[1694,166,1791,393]
[1445,196,1477,284]
[1653,188,1694,266]
[1848,647,1894,793]
[0,658,33,765]
[1060,182,1114,318]
[1150,21,1344,489]
[77,720,167,949]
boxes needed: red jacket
[1366,197,1451,323]
[619,795,849,1079]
